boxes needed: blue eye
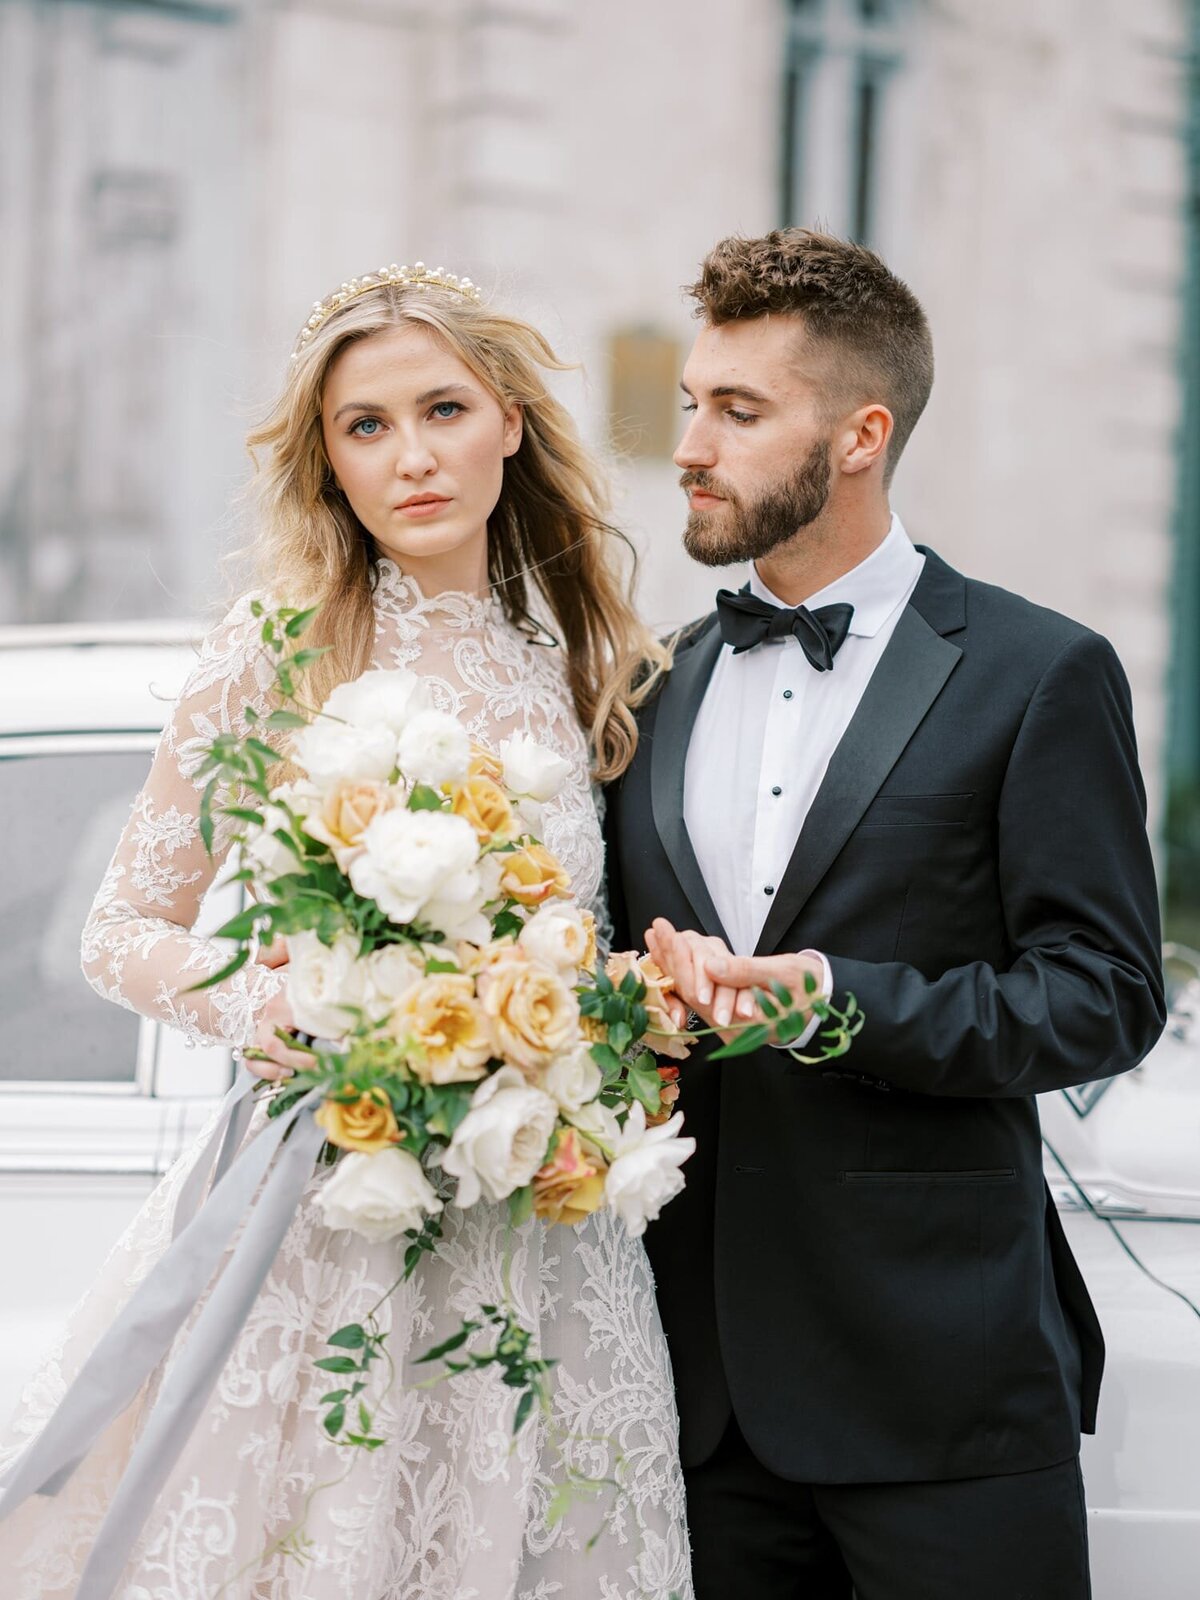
[350,417,383,437]
[431,400,464,420]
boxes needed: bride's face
[321,322,522,591]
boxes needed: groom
[605,229,1165,1599]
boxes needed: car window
[0,747,151,1083]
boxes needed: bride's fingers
[255,937,289,970]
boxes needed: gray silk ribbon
[0,1068,326,1600]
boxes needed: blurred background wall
[1,0,1197,935]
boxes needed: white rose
[497,733,573,802]
[361,943,426,1024]
[286,931,370,1039]
[317,1148,442,1242]
[420,882,492,945]
[518,903,592,974]
[349,809,480,924]
[397,710,471,788]
[603,1103,695,1238]
[291,717,397,787]
[441,1065,559,1208]
[565,1096,622,1155]
[541,1044,603,1115]
[322,668,432,736]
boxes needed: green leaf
[213,904,270,941]
[803,971,817,997]
[221,805,265,827]
[513,1390,534,1435]
[262,709,309,730]
[589,1042,622,1079]
[771,980,794,1007]
[319,1388,349,1404]
[323,1405,345,1436]
[250,598,264,618]
[408,784,445,812]
[627,1056,665,1115]
[414,1323,478,1364]
[546,1481,574,1527]
[291,646,330,668]
[423,956,459,975]
[358,1401,372,1433]
[327,1323,367,1350]
[199,775,219,855]
[314,1355,359,1374]
[491,908,524,940]
[507,1184,534,1228]
[608,1020,633,1056]
[708,1023,772,1060]
[283,605,320,638]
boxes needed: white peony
[290,717,397,788]
[242,782,318,882]
[321,668,432,737]
[441,1065,559,1207]
[361,943,426,1024]
[541,1044,603,1115]
[518,903,593,974]
[286,931,370,1039]
[603,1103,695,1238]
[397,710,472,788]
[349,808,480,925]
[497,733,573,802]
[317,1148,442,1242]
[565,1096,622,1155]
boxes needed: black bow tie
[715,586,855,669]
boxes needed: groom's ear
[502,403,523,458]
[838,402,893,477]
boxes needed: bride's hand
[646,918,756,1038]
[246,943,308,1082]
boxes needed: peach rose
[478,956,580,1076]
[468,742,505,783]
[449,774,518,845]
[315,1084,402,1155]
[605,952,693,1061]
[533,1127,607,1227]
[498,843,572,907]
[391,974,493,1085]
[647,1063,683,1127]
[303,779,397,870]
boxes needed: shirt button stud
[771,785,782,797]
[782,689,794,700]
[764,884,775,896]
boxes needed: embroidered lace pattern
[0,565,691,1600]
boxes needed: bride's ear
[502,403,523,458]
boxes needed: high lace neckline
[371,557,499,630]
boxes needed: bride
[0,265,693,1599]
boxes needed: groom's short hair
[687,229,934,482]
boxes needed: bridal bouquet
[190,602,714,1451]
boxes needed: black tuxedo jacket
[606,548,1165,1485]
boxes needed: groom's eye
[728,409,758,425]
[680,402,697,415]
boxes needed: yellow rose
[478,956,581,1076]
[392,974,494,1085]
[604,952,693,1061]
[449,774,518,845]
[499,843,572,907]
[533,1127,608,1227]
[469,742,506,783]
[578,910,598,974]
[315,1085,402,1154]
[305,779,397,868]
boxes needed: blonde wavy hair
[242,282,669,781]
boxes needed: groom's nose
[674,414,717,472]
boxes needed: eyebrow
[331,384,475,422]
[679,380,772,406]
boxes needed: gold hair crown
[291,262,481,358]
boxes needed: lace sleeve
[80,596,287,1048]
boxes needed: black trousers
[684,1415,1092,1600]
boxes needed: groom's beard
[680,440,832,566]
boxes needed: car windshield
[0,747,151,1083]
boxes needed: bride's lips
[394,494,452,519]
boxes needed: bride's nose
[392,431,438,480]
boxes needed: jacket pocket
[840,1167,1017,1185]
[857,791,975,828]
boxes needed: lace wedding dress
[0,561,693,1600]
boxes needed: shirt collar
[748,514,923,639]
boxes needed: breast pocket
[857,791,975,829]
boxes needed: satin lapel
[649,618,730,943]
[754,602,963,955]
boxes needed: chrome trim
[0,621,202,649]
[0,733,160,756]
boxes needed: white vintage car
[0,627,1197,1595]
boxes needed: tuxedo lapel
[649,617,731,944]
[754,553,965,956]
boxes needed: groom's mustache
[679,470,740,506]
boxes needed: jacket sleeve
[825,630,1166,1097]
